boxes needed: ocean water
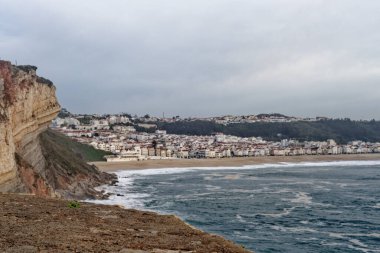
[91,161,380,253]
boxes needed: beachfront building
[54,118,380,162]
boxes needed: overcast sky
[1,0,379,119]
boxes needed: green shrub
[68,201,81,208]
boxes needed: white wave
[256,206,296,218]
[236,214,247,223]
[205,174,246,180]
[347,245,377,253]
[321,242,349,247]
[282,191,334,207]
[313,202,334,208]
[270,225,318,233]
[223,174,242,180]
[281,191,313,205]
[267,160,380,168]
[345,233,380,239]
[347,244,380,253]
[87,158,380,215]
[112,176,134,187]
[91,159,380,209]
[157,182,174,185]
[109,160,380,177]
[237,235,257,240]
[321,240,376,253]
[290,192,313,205]
[344,235,380,253]
[328,230,380,252]
[373,203,380,209]
[231,189,264,194]
[328,232,346,239]
[269,188,293,194]
[87,171,152,209]
[89,191,150,210]
[190,192,217,197]
[296,237,319,242]
[350,239,369,249]
[319,181,334,185]
[299,220,327,226]
[174,192,216,199]
[231,187,294,196]
[115,167,195,177]
[205,184,222,191]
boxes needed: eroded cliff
[0,60,115,199]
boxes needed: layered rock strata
[0,60,114,198]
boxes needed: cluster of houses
[207,114,329,125]
[133,113,329,125]
[53,112,330,130]
[52,116,380,162]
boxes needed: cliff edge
[0,60,115,199]
[0,193,251,253]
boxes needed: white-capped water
[88,160,380,252]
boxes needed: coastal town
[52,112,380,162]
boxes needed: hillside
[39,129,116,199]
[42,129,112,162]
[156,120,380,143]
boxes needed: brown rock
[0,193,252,253]
[0,60,115,199]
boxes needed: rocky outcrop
[0,60,115,199]
[0,193,251,253]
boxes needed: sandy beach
[91,153,380,172]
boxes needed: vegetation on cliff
[38,129,116,199]
[42,129,111,162]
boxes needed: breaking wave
[88,160,380,252]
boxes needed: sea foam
[111,160,380,177]
[89,160,380,210]
[86,160,380,252]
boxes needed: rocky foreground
[0,193,251,253]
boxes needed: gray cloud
[1,0,380,119]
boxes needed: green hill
[156,119,380,144]
[41,129,112,162]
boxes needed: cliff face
[0,61,59,193]
[0,60,115,199]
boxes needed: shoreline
[91,153,380,172]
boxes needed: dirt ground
[0,193,251,253]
